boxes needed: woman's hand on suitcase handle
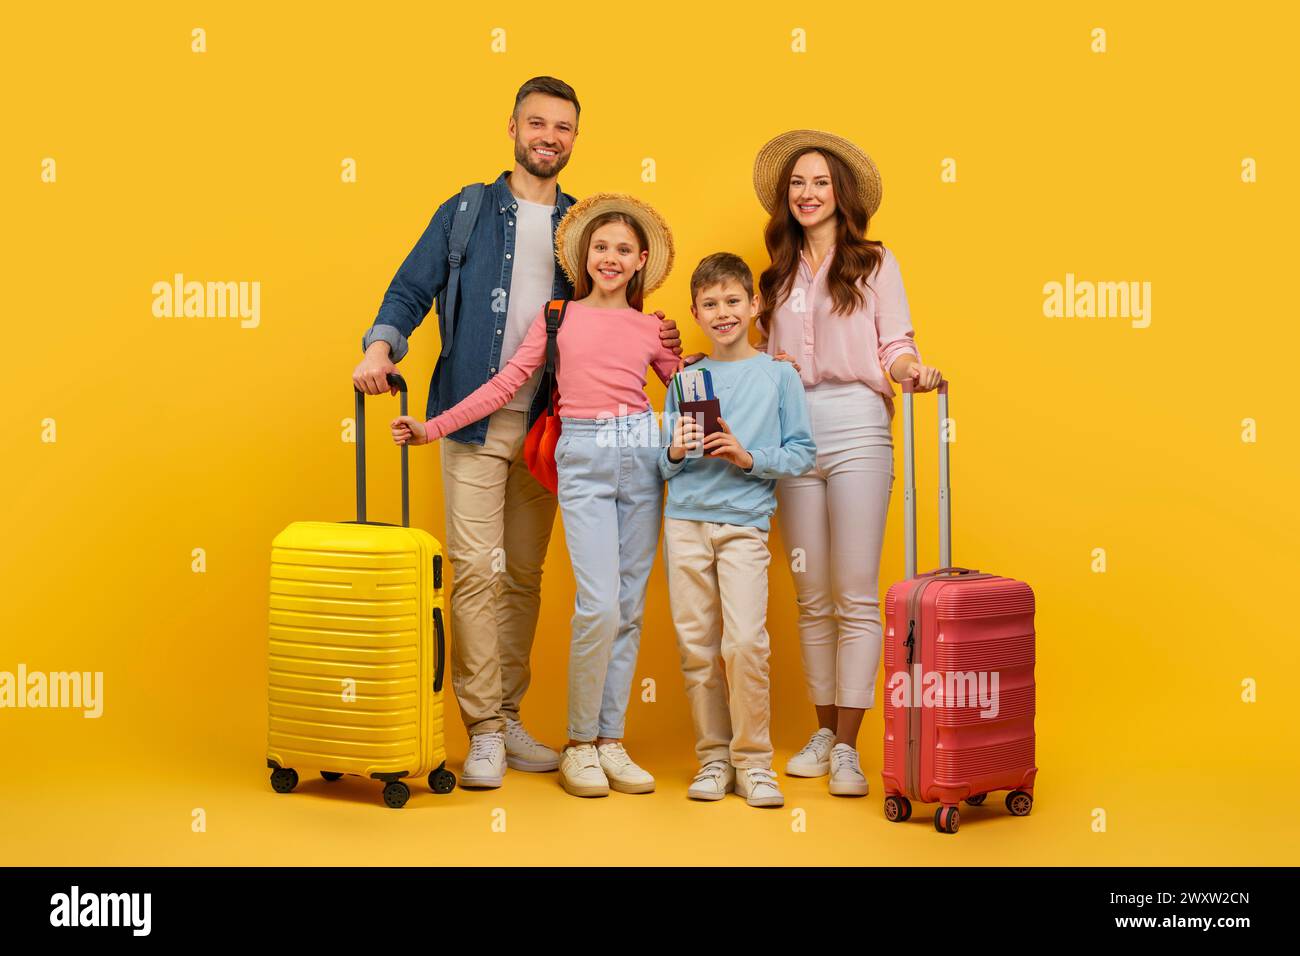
[898,357,943,392]
[391,415,430,446]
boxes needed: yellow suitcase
[266,374,455,808]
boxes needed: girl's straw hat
[752,129,882,218]
[554,192,675,296]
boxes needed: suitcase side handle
[901,376,951,579]
[352,373,410,527]
[432,606,446,694]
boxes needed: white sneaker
[735,767,785,808]
[461,731,506,788]
[559,744,609,798]
[828,742,869,797]
[687,760,735,801]
[503,718,560,772]
[785,728,835,777]
[596,742,655,794]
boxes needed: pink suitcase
[881,379,1037,834]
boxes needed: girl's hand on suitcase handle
[391,415,430,446]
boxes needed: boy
[660,252,816,807]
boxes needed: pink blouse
[425,301,679,440]
[764,244,920,416]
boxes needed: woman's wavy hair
[756,148,884,339]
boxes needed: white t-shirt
[502,197,557,412]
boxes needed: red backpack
[523,299,569,494]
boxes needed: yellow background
[2,1,1296,865]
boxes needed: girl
[751,130,943,796]
[391,193,679,799]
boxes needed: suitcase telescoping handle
[901,376,952,580]
[352,373,410,527]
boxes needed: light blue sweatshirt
[659,353,816,531]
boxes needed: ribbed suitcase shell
[268,520,447,784]
[882,573,1036,811]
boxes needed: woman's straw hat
[554,192,675,296]
[752,129,882,218]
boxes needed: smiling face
[509,92,577,179]
[585,221,648,298]
[692,279,757,347]
[787,150,837,230]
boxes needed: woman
[753,130,942,796]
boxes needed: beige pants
[663,517,773,769]
[441,407,557,735]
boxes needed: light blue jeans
[555,410,664,742]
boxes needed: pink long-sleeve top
[764,244,920,416]
[425,301,680,440]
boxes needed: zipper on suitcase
[904,578,935,800]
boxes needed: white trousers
[776,381,894,709]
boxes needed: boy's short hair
[690,252,754,302]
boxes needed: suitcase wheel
[964,793,987,806]
[429,766,457,795]
[270,767,299,794]
[883,795,912,823]
[320,771,343,782]
[934,806,960,834]
[382,781,411,809]
[1006,790,1033,816]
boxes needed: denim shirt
[361,171,577,445]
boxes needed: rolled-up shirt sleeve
[874,248,920,377]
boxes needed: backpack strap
[439,182,487,359]
[541,299,570,415]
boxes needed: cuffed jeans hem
[567,729,596,743]
[808,691,875,709]
[837,693,875,709]
[596,726,626,740]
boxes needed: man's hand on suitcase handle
[353,341,400,396]
[392,415,432,446]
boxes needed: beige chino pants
[440,407,557,735]
[663,517,774,769]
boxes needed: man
[352,76,689,789]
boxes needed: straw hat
[554,192,675,297]
[752,129,882,218]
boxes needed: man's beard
[514,138,570,179]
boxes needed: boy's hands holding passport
[668,366,752,469]
[701,417,752,470]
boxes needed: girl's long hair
[571,212,650,311]
[756,148,885,340]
